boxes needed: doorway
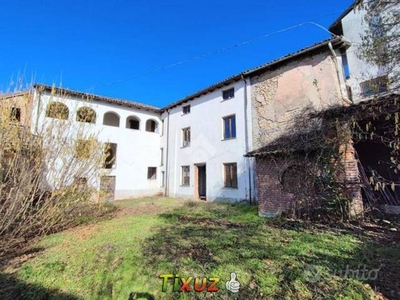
[195,164,206,200]
[100,176,116,202]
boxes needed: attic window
[222,88,234,100]
[182,105,191,114]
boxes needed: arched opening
[46,102,69,120]
[76,107,96,123]
[103,112,120,127]
[145,119,158,133]
[126,116,140,130]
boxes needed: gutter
[241,75,253,204]
[328,42,353,105]
[164,109,171,196]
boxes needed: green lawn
[1,197,398,299]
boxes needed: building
[2,2,398,215]
[329,1,399,101]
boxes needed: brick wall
[256,157,296,217]
[256,142,364,219]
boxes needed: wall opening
[103,112,120,127]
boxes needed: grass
[1,197,398,299]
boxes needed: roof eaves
[328,1,359,31]
[33,84,161,113]
[161,36,344,112]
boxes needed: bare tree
[0,86,112,256]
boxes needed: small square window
[182,105,191,114]
[10,107,21,122]
[182,127,191,147]
[224,163,238,188]
[222,88,234,100]
[181,166,190,186]
[147,167,157,180]
[223,115,236,140]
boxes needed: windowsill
[180,185,190,187]
[148,178,157,180]
[221,137,236,141]
[181,145,191,148]
[221,97,235,102]
[223,186,238,189]
[181,113,190,116]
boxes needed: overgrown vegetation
[1,198,398,299]
[357,0,399,91]
[0,86,114,257]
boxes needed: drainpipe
[164,109,171,197]
[241,75,252,204]
[328,42,352,105]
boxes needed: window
[10,107,21,122]
[46,102,69,120]
[160,148,164,166]
[76,107,96,123]
[340,49,350,79]
[224,163,238,188]
[161,171,165,187]
[360,75,389,97]
[146,119,158,133]
[103,112,120,127]
[76,139,93,159]
[126,116,140,130]
[104,142,117,169]
[182,127,191,147]
[222,88,234,100]
[161,120,164,136]
[223,115,236,140]
[181,166,190,186]
[182,105,191,114]
[147,167,157,179]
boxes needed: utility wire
[86,16,341,93]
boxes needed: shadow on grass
[0,272,78,300]
[142,202,400,299]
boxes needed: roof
[162,36,345,111]
[245,129,327,158]
[329,1,359,33]
[247,92,400,158]
[33,84,161,113]
[315,92,400,120]
[0,91,31,100]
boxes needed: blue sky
[1,0,353,107]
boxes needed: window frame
[147,167,157,180]
[182,127,191,148]
[222,114,236,140]
[182,105,191,115]
[10,107,21,122]
[104,142,117,169]
[222,88,235,100]
[224,163,238,188]
[181,165,190,186]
